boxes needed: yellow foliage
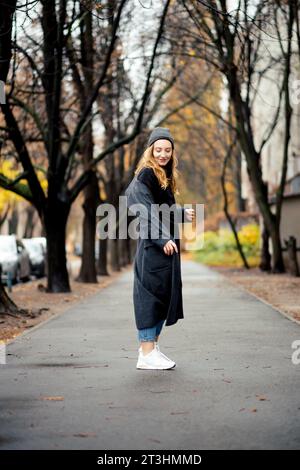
[0,160,47,214]
[0,161,23,211]
[238,224,260,246]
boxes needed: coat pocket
[144,244,172,272]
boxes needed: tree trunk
[8,205,18,235]
[221,136,249,269]
[259,183,271,272]
[218,100,284,272]
[234,145,245,212]
[118,238,127,268]
[23,205,35,238]
[97,237,109,276]
[0,204,10,229]
[77,170,99,283]
[44,203,71,293]
[259,222,271,272]
[253,179,284,272]
[125,236,132,265]
[76,7,99,283]
[269,221,285,273]
[0,0,17,83]
[110,238,120,272]
[228,79,285,272]
[284,236,300,276]
[0,265,25,315]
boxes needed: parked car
[31,236,47,254]
[0,234,31,283]
[22,238,46,278]
[33,237,47,276]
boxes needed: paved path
[0,261,299,450]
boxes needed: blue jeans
[137,319,165,342]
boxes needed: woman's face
[153,139,173,167]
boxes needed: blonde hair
[134,143,180,195]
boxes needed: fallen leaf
[256,395,268,401]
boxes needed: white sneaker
[136,347,176,370]
[138,342,176,365]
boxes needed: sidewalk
[0,260,299,450]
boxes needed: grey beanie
[147,127,174,148]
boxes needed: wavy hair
[134,143,180,195]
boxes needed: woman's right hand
[163,240,178,255]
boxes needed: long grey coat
[124,171,191,330]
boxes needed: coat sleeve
[125,177,175,250]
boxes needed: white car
[0,234,31,283]
[22,238,46,278]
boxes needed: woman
[125,127,195,370]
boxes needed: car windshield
[0,237,17,254]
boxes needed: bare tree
[175,0,296,272]
[0,0,173,293]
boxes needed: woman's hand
[163,240,178,255]
[185,208,195,222]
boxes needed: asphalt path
[0,260,299,450]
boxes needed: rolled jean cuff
[137,319,165,342]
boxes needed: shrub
[193,223,260,267]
